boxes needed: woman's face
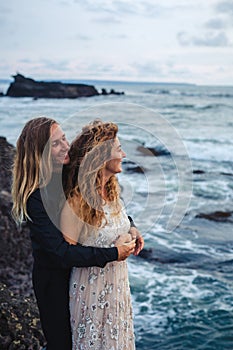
[104,137,126,175]
[50,124,70,166]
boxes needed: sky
[1,0,233,85]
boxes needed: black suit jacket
[27,189,118,270]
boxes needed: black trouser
[32,266,72,350]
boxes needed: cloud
[0,4,14,29]
[111,34,127,39]
[204,18,226,29]
[210,0,233,31]
[132,61,165,78]
[0,3,11,14]
[11,58,72,77]
[192,31,230,46]
[93,15,122,24]
[73,34,92,41]
[215,0,233,14]
[177,30,231,47]
[39,59,71,72]
[73,0,187,18]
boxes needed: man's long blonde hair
[11,117,57,224]
[64,119,121,229]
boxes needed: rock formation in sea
[137,144,170,157]
[0,137,45,349]
[196,210,233,223]
[6,73,99,98]
[5,73,125,99]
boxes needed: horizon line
[0,76,232,88]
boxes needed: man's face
[50,124,70,166]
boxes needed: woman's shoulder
[29,188,41,199]
[26,188,44,218]
[27,188,42,207]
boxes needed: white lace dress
[69,204,135,350]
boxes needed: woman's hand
[116,240,136,261]
[129,227,144,256]
[114,233,132,246]
[114,233,136,261]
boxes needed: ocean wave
[181,92,233,98]
[129,255,233,350]
[185,138,233,146]
[168,103,195,109]
[144,88,171,95]
[183,141,233,162]
[167,103,232,110]
[144,88,233,99]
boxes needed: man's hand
[129,227,144,256]
[116,240,136,261]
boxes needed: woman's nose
[61,139,70,150]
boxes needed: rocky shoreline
[0,137,45,349]
[3,73,124,99]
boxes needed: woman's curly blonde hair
[64,119,122,228]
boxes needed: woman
[61,119,138,349]
[11,117,136,350]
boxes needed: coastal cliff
[5,73,124,99]
[0,137,45,349]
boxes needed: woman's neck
[100,174,110,201]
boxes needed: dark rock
[101,88,108,95]
[0,192,33,296]
[193,170,205,174]
[109,88,124,95]
[0,145,33,296]
[138,248,154,260]
[0,283,44,349]
[137,145,170,157]
[6,73,100,99]
[0,137,44,347]
[138,247,190,264]
[101,88,124,96]
[125,165,145,174]
[124,163,145,174]
[0,137,15,192]
[196,211,233,223]
[122,160,146,174]
[220,172,233,177]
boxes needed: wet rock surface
[137,144,170,156]
[0,283,44,349]
[0,137,44,349]
[196,210,233,223]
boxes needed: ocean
[0,79,233,349]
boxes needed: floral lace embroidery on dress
[69,203,135,350]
